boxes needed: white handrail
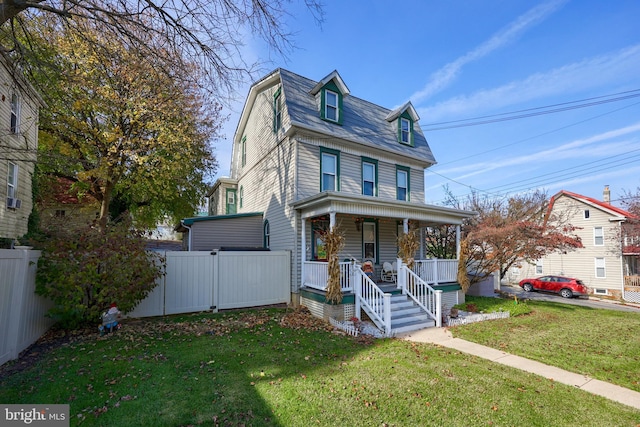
[302,261,354,292]
[398,261,442,327]
[413,259,458,285]
[353,266,392,336]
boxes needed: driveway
[500,283,640,313]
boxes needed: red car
[518,275,588,298]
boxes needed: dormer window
[325,90,338,122]
[400,118,411,144]
[311,71,349,125]
[398,114,413,146]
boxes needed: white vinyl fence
[0,249,55,366]
[1,249,291,367]
[126,250,292,317]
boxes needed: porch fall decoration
[398,227,419,269]
[321,226,345,304]
[457,238,471,293]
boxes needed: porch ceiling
[292,192,475,225]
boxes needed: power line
[422,88,640,131]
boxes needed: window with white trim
[584,209,590,219]
[594,227,604,246]
[400,118,410,144]
[263,220,270,249]
[363,221,377,263]
[320,148,339,191]
[362,159,377,196]
[239,186,243,209]
[241,136,246,167]
[324,90,338,122]
[396,166,409,201]
[535,260,543,275]
[273,88,282,132]
[595,257,606,278]
[10,92,20,134]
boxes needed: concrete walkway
[398,327,640,411]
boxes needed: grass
[452,296,640,392]
[0,307,638,426]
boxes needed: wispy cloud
[428,122,640,190]
[419,44,640,122]
[409,0,567,104]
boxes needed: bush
[35,219,165,328]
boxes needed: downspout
[181,221,192,251]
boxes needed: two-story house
[0,54,43,242]
[193,69,475,334]
[517,187,639,303]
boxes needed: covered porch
[293,192,475,334]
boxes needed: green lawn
[453,296,640,392]
[0,307,638,426]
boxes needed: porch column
[301,217,306,287]
[419,227,425,260]
[456,225,461,259]
[403,218,409,233]
[330,211,336,231]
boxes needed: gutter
[180,221,192,251]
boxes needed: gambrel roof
[235,68,437,167]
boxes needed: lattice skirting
[301,296,355,321]
[623,290,640,304]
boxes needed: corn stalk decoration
[321,226,345,304]
[457,238,471,293]
[398,227,420,270]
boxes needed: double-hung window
[320,148,339,191]
[7,162,18,201]
[595,257,606,278]
[362,158,377,196]
[594,227,604,246]
[324,90,338,122]
[400,118,411,144]
[396,166,410,201]
[363,221,377,263]
[10,93,20,134]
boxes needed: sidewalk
[398,327,640,411]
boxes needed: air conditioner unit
[6,197,21,209]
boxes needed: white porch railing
[353,266,392,336]
[413,259,458,285]
[398,259,442,327]
[302,261,355,292]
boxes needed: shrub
[35,219,165,328]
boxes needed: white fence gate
[127,250,292,317]
[1,249,291,367]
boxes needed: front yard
[1,306,639,426]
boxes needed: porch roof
[292,192,475,225]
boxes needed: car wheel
[560,288,573,298]
[522,283,534,292]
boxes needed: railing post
[383,293,391,336]
[397,257,406,294]
[354,268,361,320]
[435,290,442,328]
[433,259,439,286]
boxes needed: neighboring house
[37,177,100,231]
[0,54,44,241]
[189,69,475,334]
[517,187,640,302]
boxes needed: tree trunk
[0,1,45,24]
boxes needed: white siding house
[517,189,639,302]
[0,54,43,241]
[199,69,476,333]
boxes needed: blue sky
[215,0,640,208]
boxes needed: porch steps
[389,293,436,334]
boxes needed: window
[584,209,590,219]
[320,147,340,191]
[535,260,543,275]
[361,158,377,196]
[241,136,246,167]
[594,227,604,246]
[324,90,338,122]
[363,221,377,263]
[595,257,606,278]
[7,162,18,200]
[273,88,282,132]
[396,166,410,201]
[263,220,270,249]
[225,188,236,214]
[239,186,243,209]
[10,92,20,134]
[400,118,411,144]
[594,288,608,295]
